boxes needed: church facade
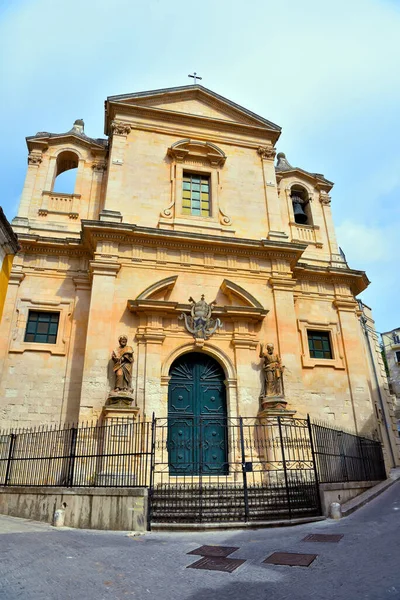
[0,85,398,461]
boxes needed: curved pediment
[220,279,264,309]
[167,139,226,167]
[136,275,177,301]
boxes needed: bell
[292,196,308,224]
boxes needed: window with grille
[24,311,60,344]
[182,173,210,216]
[307,330,333,359]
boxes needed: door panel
[168,417,196,475]
[168,353,227,475]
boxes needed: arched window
[52,151,79,194]
[290,185,312,226]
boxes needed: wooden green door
[168,353,228,475]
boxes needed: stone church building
[0,84,398,462]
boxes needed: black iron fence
[0,419,152,488]
[311,421,386,483]
[0,417,386,497]
[149,416,321,524]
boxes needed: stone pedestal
[258,395,296,418]
[105,390,135,409]
[97,402,141,487]
[102,405,140,423]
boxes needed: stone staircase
[150,483,320,525]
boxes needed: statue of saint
[112,335,134,392]
[259,343,284,397]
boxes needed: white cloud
[336,220,397,264]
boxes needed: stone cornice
[333,299,358,312]
[294,263,369,296]
[275,168,333,192]
[17,234,89,258]
[81,220,306,266]
[89,260,120,277]
[106,101,280,144]
[8,270,25,286]
[127,299,267,322]
[73,276,91,291]
[269,277,297,291]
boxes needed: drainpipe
[358,301,396,468]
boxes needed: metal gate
[148,415,321,526]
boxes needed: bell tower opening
[291,184,312,225]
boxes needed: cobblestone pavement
[1,481,399,600]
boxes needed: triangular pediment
[107,85,281,131]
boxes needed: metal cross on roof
[188,72,202,84]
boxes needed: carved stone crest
[179,295,222,339]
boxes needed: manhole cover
[187,557,246,573]
[263,552,317,567]
[303,534,343,543]
[188,545,240,557]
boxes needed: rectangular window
[182,173,210,217]
[395,350,400,363]
[307,330,333,359]
[24,311,60,344]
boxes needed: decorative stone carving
[28,151,42,166]
[106,335,134,406]
[167,139,226,167]
[160,198,175,219]
[179,295,222,339]
[219,207,232,226]
[320,191,331,205]
[111,121,132,136]
[92,160,107,172]
[257,146,276,160]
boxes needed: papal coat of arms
[179,295,222,339]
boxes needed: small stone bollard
[329,502,342,520]
[53,502,67,527]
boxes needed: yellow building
[0,207,19,323]
[0,84,398,467]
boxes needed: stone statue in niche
[259,343,284,398]
[179,295,222,340]
[106,335,134,406]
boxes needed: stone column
[78,260,120,422]
[257,147,288,242]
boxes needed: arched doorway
[168,352,228,475]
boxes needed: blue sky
[1,0,399,333]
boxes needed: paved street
[1,481,400,600]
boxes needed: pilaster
[17,151,43,218]
[333,298,368,434]
[257,146,288,242]
[269,276,303,404]
[60,276,92,425]
[103,121,131,213]
[78,260,120,421]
